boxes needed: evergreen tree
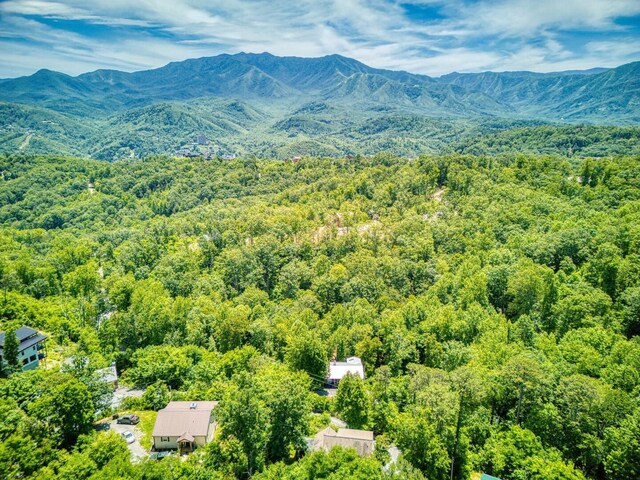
[2,327,19,376]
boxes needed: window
[22,358,28,365]
[161,437,169,442]
[30,355,36,362]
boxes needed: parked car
[94,422,111,432]
[122,431,135,444]
[116,414,140,425]
[149,451,174,461]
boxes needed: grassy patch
[133,410,157,450]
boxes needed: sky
[0,0,639,78]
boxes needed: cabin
[152,401,218,453]
[328,356,365,386]
[0,326,47,371]
[311,427,375,456]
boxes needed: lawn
[132,410,157,450]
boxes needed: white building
[328,356,365,386]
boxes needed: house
[152,401,218,453]
[311,427,375,456]
[0,326,47,371]
[328,356,364,386]
[196,134,208,145]
[96,362,118,390]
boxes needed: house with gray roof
[0,326,47,371]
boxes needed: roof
[310,426,375,452]
[0,326,46,352]
[162,401,218,411]
[480,475,502,480]
[335,428,374,441]
[177,432,195,443]
[96,364,118,383]
[315,427,337,440]
[328,357,365,381]
[152,401,217,438]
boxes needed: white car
[122,431,135,444]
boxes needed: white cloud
[443,0,640,37]
[0,0,638,77]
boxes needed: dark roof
[0,326,47,352]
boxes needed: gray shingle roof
[0,326,46,353]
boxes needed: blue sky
[1,0,639,78]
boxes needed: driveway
[110,419,148,462]
[111,387,145,410]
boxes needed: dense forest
[1,150,639,480]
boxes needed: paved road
[110,419,148,462]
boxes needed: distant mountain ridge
[0,53,638,160]
[0,53,513,117]
[440,61,640,122]
[1,53,637,122]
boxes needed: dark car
[116,414,140,425]
[94,422,111,432]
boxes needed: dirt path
[19,132,34,150]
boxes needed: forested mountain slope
[2,97,639,160]
[1,152,639,479]
[441,62,640,123]
[0,54,638,160]
[0,53,508,117]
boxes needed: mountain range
[0,53,638,159]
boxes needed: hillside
[442,62,640,123]
[0,54,638,160]
[0,53,507,117]
[1,152,639,480]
